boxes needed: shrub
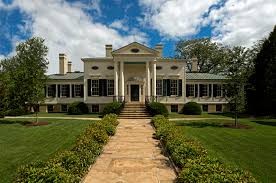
[0,111,5,118]
[102,102,123,116]
[181,102,202,115]
[6,108,27,116]
[147,102,169,117]
[68,102,89,115]
[15,114,118,182]
[152,115,256,183]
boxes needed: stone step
[119,114,151,117]
[120,112,149,115]
[118,116,151,119]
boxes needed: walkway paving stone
[83,119,176,183]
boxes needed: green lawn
[21,112,101,118]
[174,118,276,183]
[0,118,96,183]
[169,112,231,119]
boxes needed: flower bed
[152,115,256,183]
[15,114,119,183]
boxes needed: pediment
[112,42,158,56]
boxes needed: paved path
[83,119,176,183]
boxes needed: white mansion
[41,42,228,113]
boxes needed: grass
[174,118,276,183]
[21,112,101,118]
[168,112,231,119]
[0,118,96,183]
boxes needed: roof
[48,72,84,80]
[48,72,226,80]
[112,42,158,55]
[186,73,226,80]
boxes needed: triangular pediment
[112,42,158,56]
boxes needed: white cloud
[90,0,101,15]
[139,0,218,37]
[209,0,276,47]
[3,0,147,74]
[110,19,129,31]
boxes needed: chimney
[59,53,68,74]
[105,44,113,57]
[155,44,163,57]
[68,61,72,73]
[191,57,198,72]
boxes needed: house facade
[40,42,228,113]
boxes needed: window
[156,80,163,96]
[91,104,99,113]
[216,104,222,112]
[187,84,195,97]
[61,85,69,97]
[47,85,55,97]
[74,84,81,97]
[202,104,208,112]
[47,105,53,113]
[216,85,222,97]
[107,80,114,96]
[91,80,99,96]
[201,84,208,97]
[171,105,178,112]
[61,104,68,112]
[170,80,178,95]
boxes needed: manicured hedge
[68,102,89,115]
[181,102,202,115]
[152,115,256,183]
[102,102,123,116]
[146,102,169,117]
[15,114,119,182]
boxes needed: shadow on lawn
[175,121,225,128]
[252,120,276,127]
[0,120,31,125]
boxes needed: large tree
[248,26,276,116]
[175,38,228,73]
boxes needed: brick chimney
[155,44,163,57]
[191,57,198,72]
[105,44,113,57]
[68,61,72,73]
[59,53,68,74]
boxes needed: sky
[0,0,276,74]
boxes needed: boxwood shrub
[152,115,256,183]
[102,102,123,116]
[146,102,169,117]
[181,102,202,115]
[15,114,119,182]
[68,102,89,115]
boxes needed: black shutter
[186,84,190,97]
[52,85,56,97]
[167,79,171,96]
[44,86,47,97]
[80,84,84,97]
[199,84,203,97]
[99,79,104,96]
[213,84,217,97]
[103,79,107,96]
[72,85,75,97]
[66,85,70,97]
[58,85,61,97]
[163,79,167,96]
[88,79,91,96]
[195,84,198,97]
[178,79,182,96]
[209,84,212,97]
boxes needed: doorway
[130,85,139,101]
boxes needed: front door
[131,85,139,101]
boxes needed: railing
[112,96,125,104]
[145,96,159,104]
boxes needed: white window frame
[74,84,81,97]
[47,85,55,97]
[170,79,178,96]
[91,80,99,96]
[91,104,99,113]
[216,84,222,97]
[187,84,195,97]
[201,84,208,97]
[107,79,114,96]
[61,85,69,97]
[156,79,163,96]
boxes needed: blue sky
[0,0,275,73]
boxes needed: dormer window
[131,48,140,53]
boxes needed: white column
[114,61,118,101]
[120,61,124,100]
[183,61,186,102]
[211,84,213,100]
[46,85,48,97]
[152,60,156,97]
[84,79,87,102]
[198,83,200,101]
[55,84,58,98]
[69,84,72,98]
[146,61,151,98]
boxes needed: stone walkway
[83,119,176,183]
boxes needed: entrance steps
[118,103,151,119]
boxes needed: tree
[175,38,228,73]
[0,37,48,122]
[248,26,276,116]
